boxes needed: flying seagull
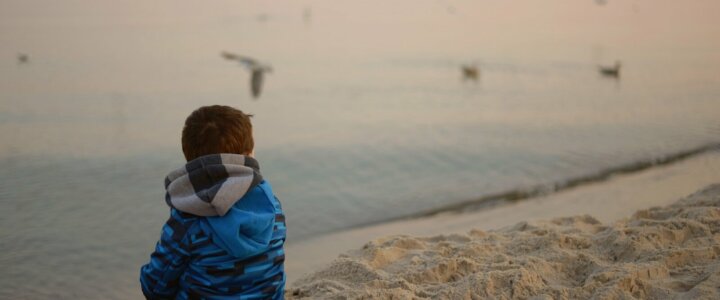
[598,60,621,77]
[221,51,272,99]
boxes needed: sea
[1,0,719,298]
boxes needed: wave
[409,142,720,218]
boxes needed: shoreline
[415,142,720,218]
[303,142,720,236]
[285,149,720,285]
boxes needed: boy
[140,105,286,299]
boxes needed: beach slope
[288,184,720,299]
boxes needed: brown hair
[181,105,254,161]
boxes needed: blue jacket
[140,155,286,299]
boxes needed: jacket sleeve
[139,212,193,300]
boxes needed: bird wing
[221,51,259,69]
[250,70,264,98]
[221,51,241,60]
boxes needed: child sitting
[140,105,286,299]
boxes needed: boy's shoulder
[165,208,202,239]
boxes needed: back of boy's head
[182,105,254,161]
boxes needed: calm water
[1,0,720,298]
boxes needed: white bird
[221,52,273,99]
[598,60,621,77]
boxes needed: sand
[287,183,720,299]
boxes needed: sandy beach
[285,150,720,298]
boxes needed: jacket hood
[164,154,263,217]
[206,180,277,258]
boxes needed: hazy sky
[2,0,719,60]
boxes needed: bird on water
[17,53,29,64]
[599,61,621,77]
[461,64,479,80]
[221,51,272,99]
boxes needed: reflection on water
[1,0,720,299]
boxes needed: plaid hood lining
[164,154,263,216]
